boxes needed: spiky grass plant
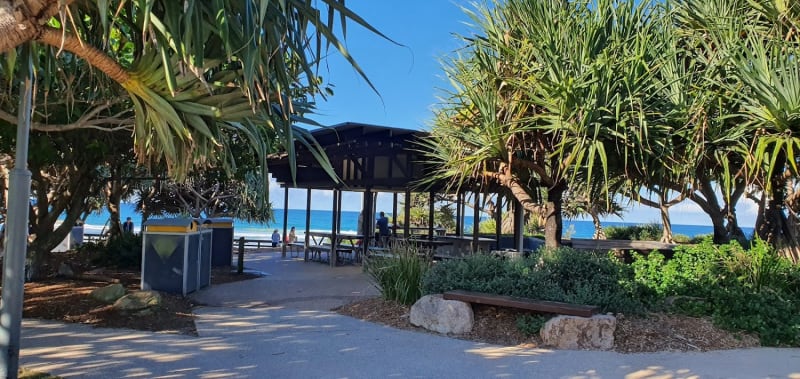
[365,241,431,305]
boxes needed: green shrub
[478,218,496,234]
[711,287,800,346]
[422,247,643,314]
[722,238,799,295]
[516,314,549,336]
[632,238,800,346]
[631,239,731,300]
[689,234,713,244]
[604,224,662,240]
[422,253,509,295]
[365,242,429,305]
[536,248,642,313]
[672,234,691,243]
[83,233,143,269]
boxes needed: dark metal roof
[267,122,438,192]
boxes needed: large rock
[410,294,474,334]
[113,291,162,312]
[540,314,617,350]
[90,283,126,303]
[57,262,75,277]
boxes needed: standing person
[288,226,297,243]
[122,217,135,234]
[376,212,390,247]
[271,229,281,247]
[71,220,84,248]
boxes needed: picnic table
[305,231,364,265]
[437,235,496,255]
[405,238,454,257]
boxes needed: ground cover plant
[422,248,643,315]
[401,242,800,346]
[632,239,800,346]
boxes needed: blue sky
[269,0,758,227]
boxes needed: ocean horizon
[76,204,754,240]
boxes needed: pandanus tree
[0,0,384,374]
[1,0,385,180]
[730,31,800,263]
[423,0,664,247]
[661,0,755,245]
[0,0,385,267]
[674,0,800,261]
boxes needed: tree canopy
[425,0,800,260]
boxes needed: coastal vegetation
[371,240,800,346]
[421,0,800,262]
[0,1,382,278]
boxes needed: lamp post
[0,44,33,379]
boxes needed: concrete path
[18,251,800,378]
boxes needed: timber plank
[443,289,599,317]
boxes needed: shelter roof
[267,122,439,192]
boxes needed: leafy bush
[422,247,643,314]
[632,238,800,346]
[85,233,143,269]
[478,218,497,234]
[689,234,713,244]
[711,288,800,346]
[365,242,429,305]
[722,238,799,295]
[631,239,731,300]
[672,234,691,243]
[604,224,662,240]
[516,314,549,336]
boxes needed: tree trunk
[659,204,674,243]
[543,185,565,248]
[105,178,123,237]
[591,212,606,239]
[27,167,94,280]
[756,154,799,262]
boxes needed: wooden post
[237,237,245,274]
[428,191,435,240]
[305,189,312,261]
[282,186,289,258]
[404,189,411,237]
[473,191,480,253]
[495,194,503,250]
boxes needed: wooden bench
[442,290,599,318]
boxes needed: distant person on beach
[271,229,281,247]
[122,217,134,234]
[287,226,297,244]
[376,212,390,246]
[71,220,84,248]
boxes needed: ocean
[79,203,754,240]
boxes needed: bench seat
[442,289,599,318]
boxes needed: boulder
[410,294,473,334]
[90,283,126,303]
[113,291,162,312]
[540,314,617,350]
[57,262,75,277]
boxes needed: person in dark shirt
[376,212,390,247]
[122,217,135,234]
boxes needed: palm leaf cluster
[0,0,386,191]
